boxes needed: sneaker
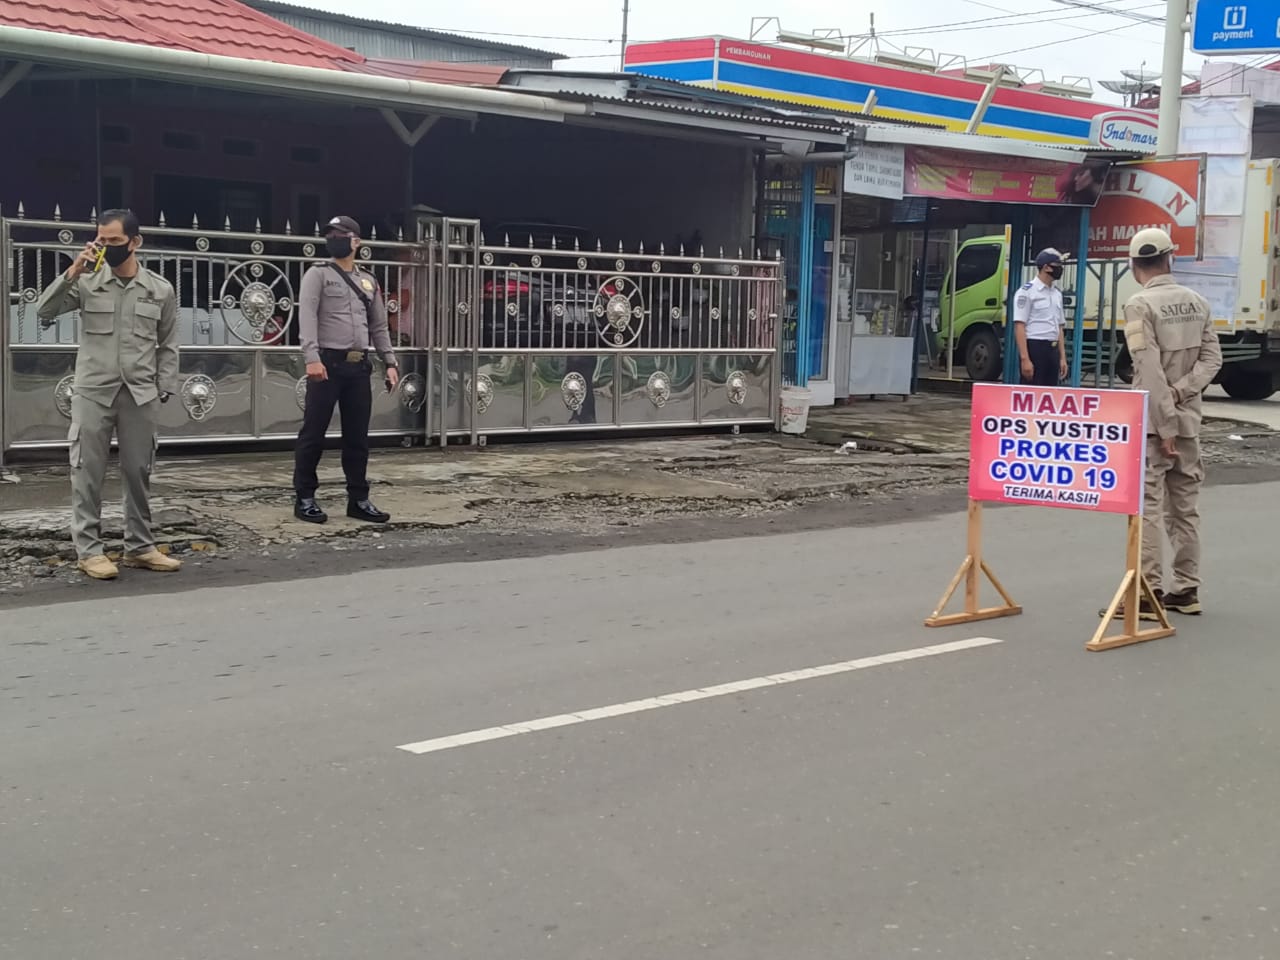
[121,549,182,573]
[77,555,119,580]
[1162,590,1202,615]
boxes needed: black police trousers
[1023,339,1061,386]
[293,354,373,501]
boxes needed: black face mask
[325,236,354,259]
[103,243,134,268]
[1047,264,1064,280]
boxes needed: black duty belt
[320,348,368,363]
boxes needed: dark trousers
[293,355,373,501]
[1024,339,1061,386]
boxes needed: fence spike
[699,244,705,257]
[659,242,665,256]
[618,241,624,254]
[574,236,581,251]
[680,243,685,257]
[551,234,558,250]
[528,234,535,249]
[371,225,378,239]
[224,216,232,232]
[89,206,96,222]
[479,231,486,245]
[313,222,321,237]
[596,239,602,252]
[504,233,511,247]
[54,204,62,222]
[639,241,645,255]
[284,219,292,235]
[718,246,724,258]
[397,226,404,241]
[158,211,166,228]
[738,247,744,259]
[192,214,200,229]
[16,202,24,219]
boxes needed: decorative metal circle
[250,240,265,255]
[399,373,426,413]
[54,376,75,419]
[249,262,264,279]
[561,372,587,413]
[710,307,722,321]
[196,237,210,252]
[295,376,309,411]
[646,371,671,408]
[591,278,644,347]
[614,278,626,291]
[577,257,588,270]
[386,298,399,314]
[456,301,470,317]
[613,333,625,345]
[615,259,626,272]
[506,302,519,317]
[221,294,237,309]
[531,255,543,268]
[473,373,494,415]
[747,309,758,322]
[57,229,73,245]
[727,370,748,406]
[303,243,316,258]
[670,307,682,322]
[278,297,292,312]
[21,288,37,304]
[731,264,741,277]
[651,261,662,273]
[692,263,702,275]
[482,252,495,266]
[632,306,644,319]
[552,303,565,318]
[359,246,372,260]
[180,374,217,422]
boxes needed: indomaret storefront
[623,37,1159,152]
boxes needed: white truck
[937,158,1280,400]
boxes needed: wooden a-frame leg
[925,500,1022,628]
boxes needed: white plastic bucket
[779,386,812,435]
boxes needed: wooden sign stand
[1086,514,1175,651]
[924,500,1022,628]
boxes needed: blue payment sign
[1193,0,1280,53]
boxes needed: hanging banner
[968,384,1148,515]
[1087,157,1203,259]
[903,148,1108,206]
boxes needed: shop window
[223,138,258,158]
[162,130,201,151]
[954,244,1001,291]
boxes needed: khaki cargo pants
[1142,435,1203,595]
[68,389,159,560]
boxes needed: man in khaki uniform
[1122,227,1222,619]
[36,209,183,581]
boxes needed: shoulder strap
[328,262,372,313]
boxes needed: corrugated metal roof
[361,58,508,86]
[242,0,565,62]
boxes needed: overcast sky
[281,0,1220,105]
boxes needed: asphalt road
[3,486,1278,960]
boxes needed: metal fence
[1,211,783,459]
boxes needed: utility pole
[620,0,630,72]
[1157,0,1190,156]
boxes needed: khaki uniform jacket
[1123,274,1222,439]
[36,266,180,407]
[298,263,396,367]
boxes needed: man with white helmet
[1120,227,1222,620]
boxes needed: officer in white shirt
[1013,248,1068,386]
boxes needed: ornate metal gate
[1,211,782,460]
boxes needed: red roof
[0,0,366,70]
[361,58,507,86]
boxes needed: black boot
[294,498,328,524]
[348,499,390,523]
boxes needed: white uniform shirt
[1012,278,1064,341]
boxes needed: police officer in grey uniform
[1012,249,1069,386]
[293,216,399,524]
[36,209,183,581]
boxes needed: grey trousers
[1142,435,1204,595]
[68,389,159,559]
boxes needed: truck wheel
[1114,349,1133,384]
[963,327,1002,381]
[1220,367,1277,401]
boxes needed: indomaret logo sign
[1090,111,1159,153]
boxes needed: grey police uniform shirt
[36,266,179,407]
[1012,278,1065,341]
[298,263,396,367]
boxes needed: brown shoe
[77,555,119,580]
[122,549,182,572]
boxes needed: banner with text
[1088,157,1203,259]
[969,384,1148,515]
[903,148,1107,206]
